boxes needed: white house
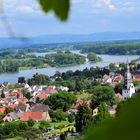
[57,86,69,92]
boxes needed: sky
[0,0,140,37]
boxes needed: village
[0,60,140,140]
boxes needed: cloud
[72,0,116,10]
[3,0,41,14]
[17,5,34,13]
[101,0,115,10]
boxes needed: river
[0,51,139,84]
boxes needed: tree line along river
[0,50,139,84]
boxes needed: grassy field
[49,126,75,133]
[33,121,74,128]
[19,65,49,71]
[6,137,24,140]
[19,67,35,70]
[49,121,75,133]
[50,121,74,127]
[33,121,75,134]
[76,93,92,100]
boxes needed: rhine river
[0,51,139,83]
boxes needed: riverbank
[19,65,49,71]
[0,54,139,84]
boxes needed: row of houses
[3,103,51,122]
[102,73,123,86]
[0,84,69,106]
[0,84,69,122]
[102,72,140,86]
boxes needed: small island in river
[0,49,102,73]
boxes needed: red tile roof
[72,100,91,110]
[112,75,123,83]
[18,99,27,105]
[133,75,140,81]
[9,92,17,96]
[7,104,17,110]
[21,112,45,121]
[36,91,48,100]
[0,106,6,114]
[17,91,23,99]
[47,86,57,94]
[9,90,23,98]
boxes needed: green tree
[60,132,67,140]
[49,109,68,121]
[1,91,5,98]
[19,122,28,130]
[109,63,117,72]
[68,113,75,123]
[133,80,140,86]
[75,104,93,133]
[27,118,34,127]
[44,92,77,111]
[18,77,26,83]
[6,84,14,89]
[91,86,115,109]
[87,52,102,62]
[25,92,32,100]
[39,121,50,131]
[95,102,110,122]
[5,107,13,114]
[75,79,82,91]
[2,122,19,136]
[45,51,85,67]
[114,82,123,94]
[28,73,50,85]
[23,128,43,140]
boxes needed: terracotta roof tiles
[21,112,45,121]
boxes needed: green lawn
[49,121,75,133]
[76,93,92,100]
[33,122,40,129]
[50,121,72,126]
[49,126,75,133]
[33,121,74,129]
[6,137,24,140]
[33,121,75,134]
[19,67,35,70]
[19,64,49,71]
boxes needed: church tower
[122,60,135,100]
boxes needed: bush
[68,113,75,123]
[44,92,77,111]
[27,118,34,127]
[49,109,68,121]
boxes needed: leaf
[38,0,70,21]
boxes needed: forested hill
[77,41,140,55]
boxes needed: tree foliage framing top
[38,0,70,21]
